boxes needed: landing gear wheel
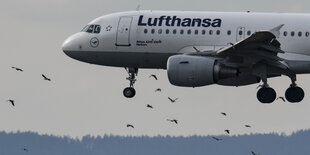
[257,87,276,104]
[123,87,136,98]
[285,86,304,103]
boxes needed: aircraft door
[236,27,245,42]
[116,16,133,46]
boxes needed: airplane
[62,10,310,104]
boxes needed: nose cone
[62,32,84,57]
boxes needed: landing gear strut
[123,67,138,98]
[285,75,304,103]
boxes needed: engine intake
[167,55,238,87]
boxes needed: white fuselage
[62,11,310,69]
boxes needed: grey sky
[1,0,310,138]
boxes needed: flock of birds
[125,74,268,155]
[6,69,278,154]
[6,66,51,108]
[5,66,52,153]
[126,74,179,128]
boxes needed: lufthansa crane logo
[90,37,99,48]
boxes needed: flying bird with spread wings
[277,96,286,102]
[149,74,158,80]
[7,100,15,106]
[42,74,51,81]
[167,119,178,124]
[146,104,153,109]
[168,97,178,103]
[126,124,134,128]
[155,88,162,92]
[212,137,222,141]
[11,66,23,72]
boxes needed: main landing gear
[256,74,304,103]
[123,67,138,98]
[284,75,304,103]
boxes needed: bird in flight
[7,100,15,106]
[42,74,51,81]
[251,151,258,155]
[221,112,227,116]
[245,125,252,128]
[168,97,178,103]
[126,124,134,128]
[224,129,230,134]
[147,104,153,109]
[155,88,162,92]
[212,137,222,141]
[149,74,158,80]
[11,66,23,72]
[23,147,29,152]
[167,119,178,124]
[276,96,286,102]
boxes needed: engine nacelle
[167,55,239,87]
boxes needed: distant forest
[0,130,309,155]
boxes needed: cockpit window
[81,25,89,32]
[94,25,101,33]
[86,25,94,33]
[81,24,101,34]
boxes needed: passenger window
[86,25,94,33]
[227,30,231,35]
[202,30,206,35]
[291,31,295,37]
[158,29,162,34]
[144,29,148,34]
[195,30,199,35]
[239,31,243,35]
[187,30,191,35]
[173,29,177,34]
[283,31,287,36]
[166,29,170,34]
[216,30,220,35]
[151,29,155,34]
[209,30,213,35]
[94,25,101,33]
[298,32,302,37]
[306,32,309,37]
[247,30,251,36]
[180,29,184,34]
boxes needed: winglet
[270,24,284,38]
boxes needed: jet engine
[167,55,239,87]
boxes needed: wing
[217,24,284,55]
[215,24,288,69]
[186,24,288,70]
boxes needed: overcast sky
[1,0,310,138]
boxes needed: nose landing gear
[123,67,138,98]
